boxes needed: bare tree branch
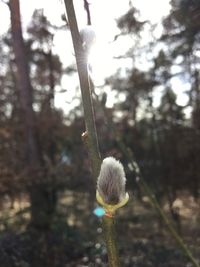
[83,0,91,25]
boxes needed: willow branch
[63,0,101,180]
[115,124,198,267]
[63,1,120,266]
[92,90,199,267]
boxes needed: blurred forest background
[0,0,200,266]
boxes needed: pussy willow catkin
[97,157,126,205]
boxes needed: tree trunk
[9,0,56,230]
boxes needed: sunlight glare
[88,42,114,85]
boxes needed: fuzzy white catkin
[79,26,96,52]
[97,157,126,205]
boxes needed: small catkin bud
[79,26,96,53]
[97,157,126,205]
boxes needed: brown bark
[9,0,56,229]
[41,50,55,111]
[9,0,41,166]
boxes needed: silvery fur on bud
[79,26,96,52]
[97,157,126,205]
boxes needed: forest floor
[0,190,199,267]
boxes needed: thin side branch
[0,0,9,6]
[83,0,92,25]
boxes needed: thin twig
[83,0,91,25]
[63,0,101,180]
[124,147,200,267]
[0,0,9,6]
[63,1,121,266]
